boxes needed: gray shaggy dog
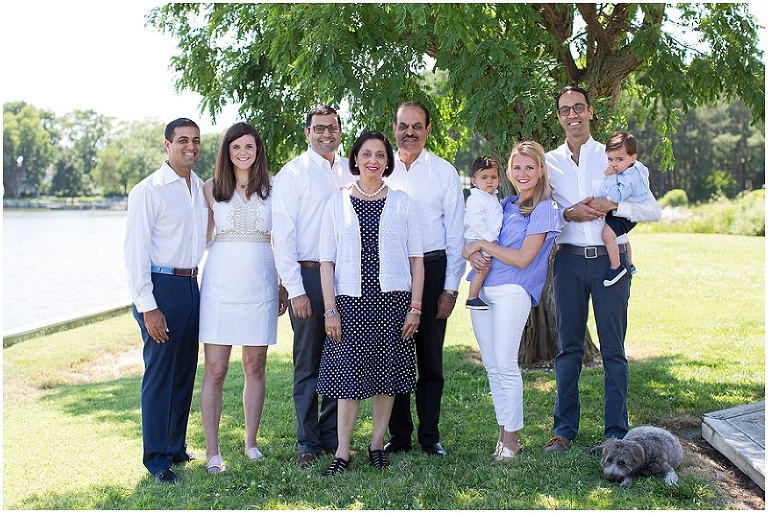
[592,426,683,488]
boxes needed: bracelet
[408,307,422,315]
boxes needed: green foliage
[147,3,764,174]
[697,169,737,200]
[3,102,58,197]
[3,232,764,509]
[658,188,688,208]
[628,99,764,200]
[640,190,765,236]
[195,132,223,181]
[92,120,167,195]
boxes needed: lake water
[3,209,132,333]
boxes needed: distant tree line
[2,102,220,199]
[3,99,764,202]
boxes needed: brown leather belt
[557,243,627,259]
[151,265,198,277]
[423,249,447,263]
[298,261,321,269]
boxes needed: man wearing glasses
[272,105,352,467]
[543,86,661,454]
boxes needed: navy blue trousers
[132,273,200,474]
[388,255,447,447]
[552,249,631,441]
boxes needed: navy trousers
[133,273,200,474]
[289,267,338,454]
[388,255,447,447]
[552,249,631,441]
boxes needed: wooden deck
[702,401,765,490]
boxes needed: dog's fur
[592,426,683,488]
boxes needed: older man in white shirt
[124,118,208,484]
[272,105,353,467]
[543,86,661,455]
[383,102,466,458]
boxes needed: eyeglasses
[310,124,341,134]
[557,103,587,117]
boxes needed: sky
[2,1,240,134]
[2,1,767,136]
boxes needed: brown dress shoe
[543,435,572,454]
[296,452,321,467]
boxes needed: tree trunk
[519,245,601,368]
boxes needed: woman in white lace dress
[199,122,288,473]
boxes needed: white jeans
[469,283,530,432]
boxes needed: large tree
[50,110,113,198]
[3,102,58,197]
[149,3,764,364]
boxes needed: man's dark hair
[555,86,591,109]
[394,101,431,127]
[165,118,200,142]
[305,105,341,128]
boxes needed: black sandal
[368,447,390,469]
[322,456,350,476]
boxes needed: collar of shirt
[395,148,430,170]
[161,161,179,183]
[307,146,341,171]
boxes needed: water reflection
[3,209,131,332]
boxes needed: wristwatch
[324,308,337,318]
[445,290,459,298]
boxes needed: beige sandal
[206,454,225,473]
[497,445,523,462]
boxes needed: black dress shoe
[172,451,196,464]
[422,442,448,457]
[153,468,179,484]
[383,441,412,454]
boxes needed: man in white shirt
[272,105,352,467]
[383,102,466,458]
[543,86,662,454]
[124,118,208,484]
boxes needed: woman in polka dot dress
[317,131,424,476]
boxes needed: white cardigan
[319,188,423,297]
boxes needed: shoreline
[3,198,127,210]
[3,302,132,348]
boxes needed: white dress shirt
[464,187,503,242]
[124,161,208,312]
[320,188,423,297]
[546,137,662,246]
[272,147,352,299]
[385,149,466,291]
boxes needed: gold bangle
[408,307,422,315]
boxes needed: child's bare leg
[468,271,486,300]
[601,224,621,269]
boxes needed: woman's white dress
[199,189,277,346]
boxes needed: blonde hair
[507,141,552,216]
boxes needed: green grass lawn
[3,233,764,509]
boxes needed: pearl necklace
[354,180,387,197]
